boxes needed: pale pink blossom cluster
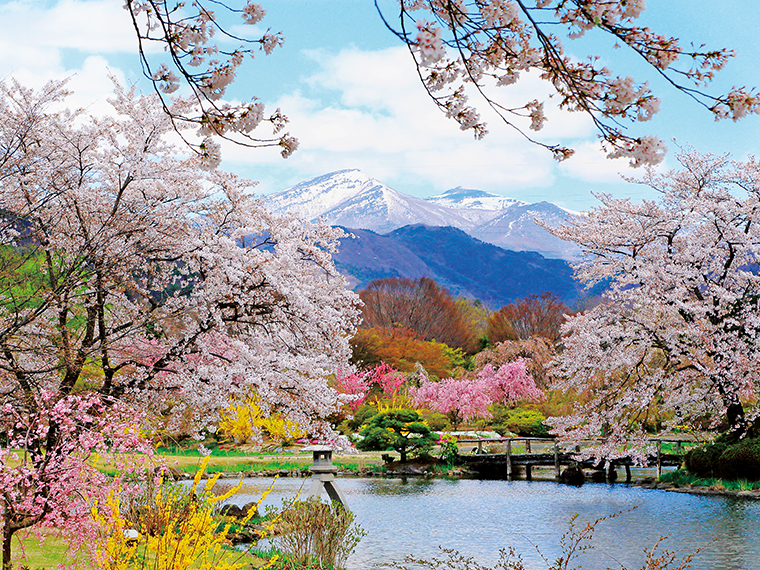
[547,149,760,455]
[444,87,488,138]
[606,134,666,166]
[151,63,180,94]
[242,1,266,25]
[414,20,446,65]
[392,0,747,165]
[479,0,519,28]
[713,88,760,121]
[125,0,295,164]
[526,99,546,131]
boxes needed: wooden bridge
[455,437,697,482]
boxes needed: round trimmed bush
[717,439,760,481]
[684,442,729,478]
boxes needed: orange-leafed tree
[487,293,572,345]
[359,277,477,352]
[350,327,464,380]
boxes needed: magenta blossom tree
[410,360,543,427]
[335,362,407,410]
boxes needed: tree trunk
[3,518,14,570]
[718,381,747,439]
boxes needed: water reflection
[218,477,760,570]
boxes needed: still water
[220,477,760,570]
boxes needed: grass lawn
[13,529,270,570]
[90,447,386,477]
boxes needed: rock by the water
[559,463,585,486]
[220,502,259,519]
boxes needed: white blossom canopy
[549,149,760,459]
[0,79,361,440]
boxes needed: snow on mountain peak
[265,171,580,259]
[426,186,527,210]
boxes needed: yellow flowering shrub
[217,395,304,444]
[92,457,278,570]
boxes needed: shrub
[418,409,450,431]
[273,499,365,569]
[491,406,549,437]
[356,409,438,463]
[346,403,379,431]
[684,442,729,478]
[718,438,760,481]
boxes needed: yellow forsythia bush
[217,395,304,444]
[92,457,278,570]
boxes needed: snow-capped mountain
[471,202,581,260]
[267,169,474,234]
[426,187,526,211]
[266,169,580,260]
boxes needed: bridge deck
[454,438,694,482]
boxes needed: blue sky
[2,0,759,210]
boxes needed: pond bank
[632,477,760,499]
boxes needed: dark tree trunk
[2,518,14,570]
[718,382,747,439]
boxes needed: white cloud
[222,46,591,195]
[558,141,636,183]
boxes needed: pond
[218,477,760,570]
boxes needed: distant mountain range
[266,169,580,261]
[332,225,582,307]
[265,170,586,307]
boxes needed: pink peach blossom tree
[410,360,543,427]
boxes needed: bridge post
[525,439,532,454]
[553,442,560,480]
[656,440,662,479]
[506,439,513,479]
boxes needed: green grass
[10,531,94,570]
[659,468,760,490]
[13,528,266,570]
[246,546,348,570]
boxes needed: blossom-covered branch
[124,0,298,164]
[381,0,759,166]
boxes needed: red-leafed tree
[359,277,477,352]
[350,326,465,379]
[487,293,571,345]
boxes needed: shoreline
[182,465,760,501]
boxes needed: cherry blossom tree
[127,1,758,165]
[548,149,760,457]
[0,79,359,567]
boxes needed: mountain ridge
[266,169,579,260]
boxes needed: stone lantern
[303,445,348,507]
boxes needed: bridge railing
[454,436,701,478]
